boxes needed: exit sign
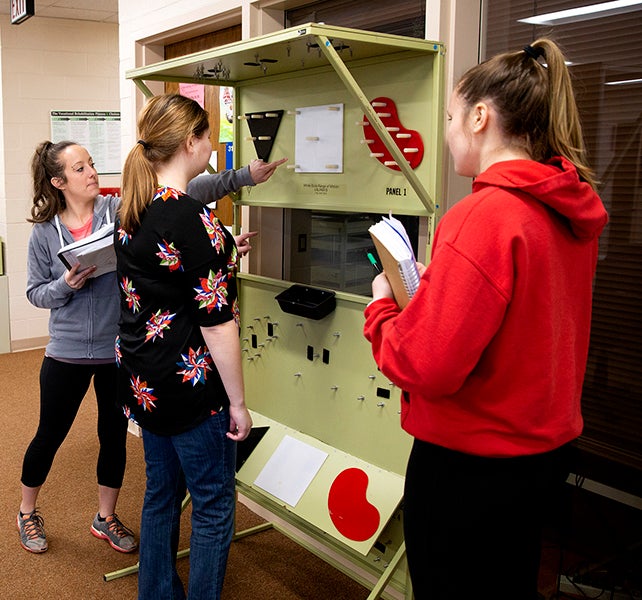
[10,0,34,24]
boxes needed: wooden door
[165,25,242,225]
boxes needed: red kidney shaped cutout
[327,468,380,541]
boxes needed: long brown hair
[119,93,210,232]
[456,38,597,190]
[28,140,78,223]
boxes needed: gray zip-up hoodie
[26,167,254,361]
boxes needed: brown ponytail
[456,38,597,190]
[28,140,78,223]
[119,94,210,233]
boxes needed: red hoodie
[364,158,608,457]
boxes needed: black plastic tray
[275,284,336,320]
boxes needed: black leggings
[403,439,570,600]
[21,357,127,489]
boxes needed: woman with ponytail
[18,141,137,554]
[115,93,266,600]
[18,129,282,560]
[364,39,608,599]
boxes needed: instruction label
[300,183,345,196]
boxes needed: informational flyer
[179,82,205,108]
[219,86,234,143]
[50,110,121,174]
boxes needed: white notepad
[57,222,116,278]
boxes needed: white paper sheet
[254,435,328,507]
[294,104,344,173]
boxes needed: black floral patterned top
[115,186,239,436]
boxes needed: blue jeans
[138,411,236,600]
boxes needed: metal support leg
[366,542,409,600]
[103,493,193,582]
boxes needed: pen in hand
[367,252,381,274]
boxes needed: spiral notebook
[368,214,420,308]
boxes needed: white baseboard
[10,337,48,353]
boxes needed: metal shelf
[127,23,442,86]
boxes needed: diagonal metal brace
[316,35,435,215]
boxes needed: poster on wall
[178,83,205,108]
[219,86,234,143]
[50,111,121,175]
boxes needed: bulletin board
[235,53,440,216]
[50,110,121,174]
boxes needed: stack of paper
[368,214,420,308]
[57,223,116,278]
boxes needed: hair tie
[137,139,150,150]
[523,45,545,61]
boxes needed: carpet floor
[0,347,368,599]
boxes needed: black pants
[21,357,127,489]
[403,439,570,600]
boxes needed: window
[484,1,642,495]
[286,0,425,38]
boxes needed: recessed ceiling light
[518,0,642,26]
[605,77,642,85]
